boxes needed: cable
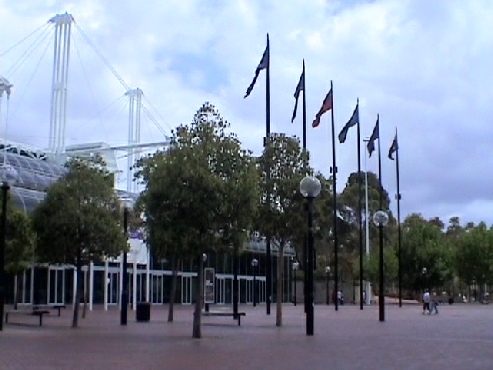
[5,24,52,77]
[9,34,52,125]
[141,104,170,139]
[74,20,170,141]
[0,23,50,58]
[73,21,130,91]
[72,34,111,144]
[142,94,173,132]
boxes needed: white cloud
[1,0,493,226]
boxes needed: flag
[338,102,359,143]
[244,42,269,98]
[367,116,379,157]
[291,70,304,123]
[312,89,333,128]
[388,133,398,160]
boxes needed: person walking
[422,289,430,315]
[431,292,439,314]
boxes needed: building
[2,140,296,309]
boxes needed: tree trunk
[14,274,19,310]
[168,256,178,322]
[192,253,203,339]
[276,245,284,327]
[82,263,89,319]
[72,247,82,328]
[233,244,239,318]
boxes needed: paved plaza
[1,302,493,369]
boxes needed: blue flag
[338,102,359,143]
[244,42,269,98]
[291,70,304,123]
[367,116,379,157]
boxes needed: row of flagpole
[243,34,403,315]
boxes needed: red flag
[312,89,333,128]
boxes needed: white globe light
[251,258,258,267]
[0,164,18,187]
[373,210,389,227]
[299,176,321,198]
[292,262,300,270]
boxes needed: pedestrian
[431,292,439,314]
[422,289,430,315]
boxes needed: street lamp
[251,258,258,307]
[422,267,427,290]
[292,261,299,306]
[373,210,389,322]
[299,175,322,336]
[325,266,331,305]
[0,164,17,331]
[120,200,132,326]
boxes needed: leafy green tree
[400,214,452,296]
[135,102,259,338]
[257,133,306,326]
[5,203,35,308]
[454,222,493,300]
[32,159,125,328]
[338,171,394,295]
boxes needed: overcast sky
[1,0,492,226]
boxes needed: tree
[338,171,394,295]
[454,222,493,300]
[400,214,452,296]
[256,133,307,326]
[5,204,35,309]
[135,102,259,338]
[32,158,125,328]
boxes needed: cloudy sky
[1,0,492,226]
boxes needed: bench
[5,310,51,326]
[202,311,246,326]
[33,304,66,317]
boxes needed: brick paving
[1,302,493,369]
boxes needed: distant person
[431,292,439,314]
[422,289,430,315]
[337,290,344,306]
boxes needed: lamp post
[300,175,322,336]
[251,258,258,307]
[120,204,129,326]
[325,266,331,305]
[0,165,18,332]
[422,267,427,291]
[292,261,299,306]
[373,210,389,322]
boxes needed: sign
[204,268,215,304]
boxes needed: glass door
[152,274,163,304]
[181,275,193,304]
[108,271,119,305]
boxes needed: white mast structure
[0,76,13,165]
[48,13,74,160]
[126,88,143,193]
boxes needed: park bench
[202,311,246,326]
[33,304,66,317]
[5,309,51,326]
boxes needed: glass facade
[2,143,296,308]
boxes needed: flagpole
[302,60,306,151]
[356,99,363,310]
[395,128,402,308]
[301,60,308,314]
[330,80,339,312]
[376,114,384,322]
[265,33,272,316]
